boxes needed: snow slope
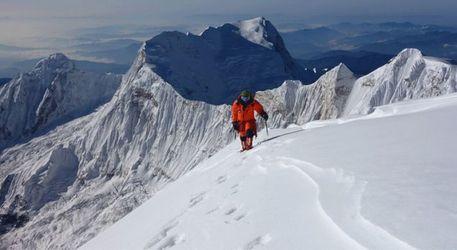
[83,93,457,250]
[0,53,121,149]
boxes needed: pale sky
[1,0,457,46]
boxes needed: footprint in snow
[188,192,206,208]
[156,234,185,250]
[234,213,246,221]
[243,234,272,250]
[223,207,238,224]
[144,220,179,249]
[216,175,227,184]
[206,206,220,215]
[230,183,240,195]
[225,207,237,215]
[224,206,248,224]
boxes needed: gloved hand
[232,121,240,131]
[260,111,268,121]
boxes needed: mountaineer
[231,90,268,151]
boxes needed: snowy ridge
[83,93,457,249]
[256,63,356,127]
[0,53,121,149]
[0,48,234,249]
[258,49,457,127]
[344,48,457,116]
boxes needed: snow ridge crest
[33,53,75,74]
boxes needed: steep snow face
[344,48,457,116]
[0,49,234,249]
[233,17,284,50]
[234,17,280,49]
[0,53,121,149]
[257,63,356,127]
[144,17,311,104]
[82,93,457,250]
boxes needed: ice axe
[264,119,269,137]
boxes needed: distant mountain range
[70,39,143,65]
[0,57,130,78]
[0,39,142,78]
[281,22,457,61]
[2,21,457,83]
[0,44,36,52]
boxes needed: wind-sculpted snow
[0,53,121,149]
[256,63,356,127]
[344,48,457,116]
[144,17,312,104]
[23,145,79,211]
[0,47,234,249]
[257,49,457,127]
[84,93,457,249]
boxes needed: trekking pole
[264,119,269,137]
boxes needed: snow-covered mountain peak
[389,48,425,71]
[301,63,355,91]
[326,63,354,85]
[198,17,276,49]
[141,18,310,104]
[334,62,352,75]
[256,63,356,127]
[394,48,423,61]
[233,16,277,49]
[0,53,121,149]
[344,48,457,116]
[33,53,75,74]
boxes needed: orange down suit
[231,98,265,137]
